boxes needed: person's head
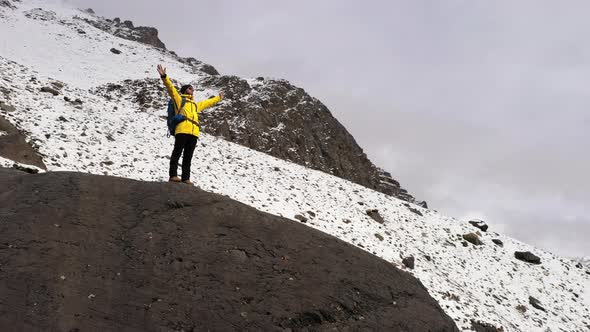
[180,84,194,95]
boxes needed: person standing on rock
[157,64,224,185]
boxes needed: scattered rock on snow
[470,320,504,332]
[366,209,385,224]
[491,239,504,247]
[40,86,59,96]
[514,251,541,265]
[110,48,122,54]
[374,233,384,241]
[529,296,546,312]
[515,304,527,314]
[50,81,64,90]
[407,206,423,216]
[462,233,483,246]
[469,219,488,232]
[294,214,308,223]
[402,256,415,269]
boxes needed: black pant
[169,133,198,181]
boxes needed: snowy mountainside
[0,1,589,331]
[3,0,424,203]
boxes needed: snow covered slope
[1,1,589,331]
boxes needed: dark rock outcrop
[469,219,488,232]
[0,0,17,10]
[402,256,415,269]
[515,251,542,265]
[0,115,46,169]
[529,296,546,312]
[199,75,422,202]
[491,239,504,247]
[177,56,220,76]
[0,169,459,332]
[366,209,385,224]
[76,15,167,50]
[40,86,59,96]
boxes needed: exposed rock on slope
[76,13,167,50]
[91,75,423,205]
[0,168,458,332]
[0,114,46,169]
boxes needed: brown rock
[0,169,460,331]
[0,115,46,169]
[463,233,483,246]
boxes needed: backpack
[166,97,187,136]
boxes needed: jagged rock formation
[75,14,167,50]
[0,0,17,11]
[75,10,219,76]
[0,168,458,331]
[378,168,426,207]
[91,75,424,205]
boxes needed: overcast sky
[64,0,590,258]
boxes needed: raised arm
[157,64,181,110]
[197,92,224,113]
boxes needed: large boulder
[0,169,458,332]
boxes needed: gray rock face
[0,169,459,332]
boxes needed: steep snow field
[1,1,589,331]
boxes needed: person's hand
[219,91,225,99]
[157,64,166,77]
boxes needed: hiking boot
[182,180,193,185]
[169,176,181,182]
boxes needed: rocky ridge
[91,74,424,205]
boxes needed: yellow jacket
[161,75,222,137]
